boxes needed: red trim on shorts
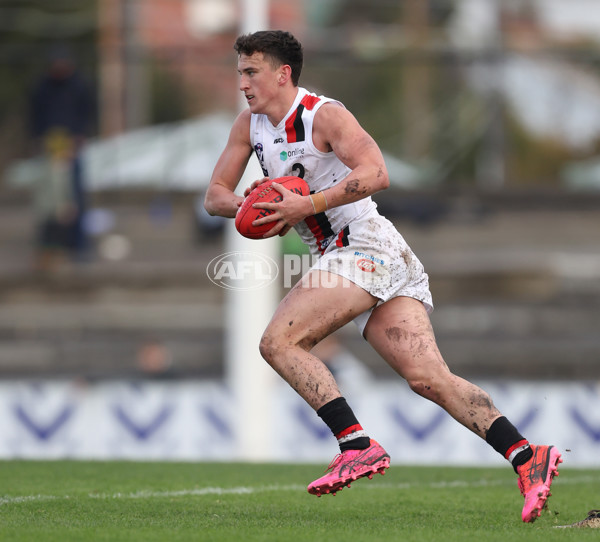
[505,439,529,460]
[335,225,350,247]
[304,215,327,254]
[304,211,335,255]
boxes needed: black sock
[317,397,371,451]
[485,416,533,472]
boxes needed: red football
[235,176,310,239]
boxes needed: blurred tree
[2,0,599,191]
[148,59,187,124]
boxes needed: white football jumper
[249,87,433,333]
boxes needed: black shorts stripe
[313,211,334,239]
[338,225,350,247]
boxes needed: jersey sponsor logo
[356,258,377,273]
[273,137,284,144]
[280,148,305,161]
[354,251,385,265]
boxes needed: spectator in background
[135,337,175,379]
[30,44,94,268]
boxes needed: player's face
[237,53,281,115]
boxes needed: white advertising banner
[0,379,598,467]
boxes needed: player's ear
[277,65,292,85]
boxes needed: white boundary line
[1,475,598,507]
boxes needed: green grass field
[0,461,598,541]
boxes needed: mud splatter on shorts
[310,212,433,336]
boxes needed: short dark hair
[234,30,303,86]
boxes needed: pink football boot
[308,439,390,497]
[516,444,562,522]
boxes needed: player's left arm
[313,103,389,208]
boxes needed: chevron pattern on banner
[0,380,598,466]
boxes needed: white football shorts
[310,212,433,336]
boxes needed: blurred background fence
[0,0,599,463]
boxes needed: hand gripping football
[235,176,310,239]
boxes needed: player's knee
[259,329,283,366]
[407,376,441,403]
[258,332,274,363]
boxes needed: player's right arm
[204,110,253,218]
